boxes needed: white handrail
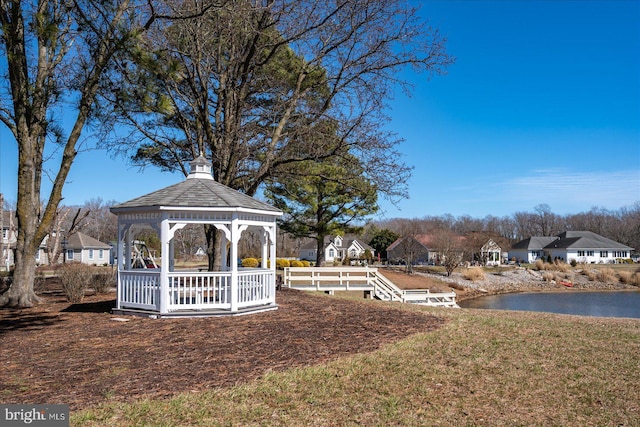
[283,267,458,307]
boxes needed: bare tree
[431,229,465,277]
[0,1,202,307]
[98,0,452,270]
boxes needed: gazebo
[110,156,283,318]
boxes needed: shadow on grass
[0,311,67,335]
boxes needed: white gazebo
[110,156,283,318]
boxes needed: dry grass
[534,259,571,272]
[462,267,485,281]
[596,267,618,283]
[72,304,640,427]
[619,271,640,286]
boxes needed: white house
[481,239,502,266]
[508,236,561,263]
[300,235,374,264]
[509,231,633,264]
[64,232,112,266]
[544,231,633,264]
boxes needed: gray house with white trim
[509,231,633,264]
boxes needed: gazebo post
[229,215,239,312]
[159,215,170,314]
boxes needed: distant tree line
[366,203,640,255]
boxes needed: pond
[459,290,640,319]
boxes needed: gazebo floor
[112,304,278,319]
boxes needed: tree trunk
[205,225,222,271]
[315,234,326,266]
[1,230,40,307]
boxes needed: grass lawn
[73,299,640,426]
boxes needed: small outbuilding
[110,156,283,318]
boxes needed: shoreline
[407,267,639,302]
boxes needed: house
[508,236,561,263]
[386,235,433,265]
[544,231,633,264]
[299,235,374,264]
[64,232,112,265]
[509,231,633,264]
[1,211,16,270]
[481,239,502,266]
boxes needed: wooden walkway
[282,267,459,308]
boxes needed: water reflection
[459,291,640,319]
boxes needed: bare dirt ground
[0,278,443,411]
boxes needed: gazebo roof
[111,156,281,215]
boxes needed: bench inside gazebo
[110,156,283,318]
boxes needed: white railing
[237,270,275,308]
[168,271,231,311]
[283,267,458,308]
[118,270,160,311]
[282,267,376,291]
[118,268,274,313]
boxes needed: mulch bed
[0,281,444,411]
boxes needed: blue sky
[1,0,639,219]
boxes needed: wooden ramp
[282,267,458,308]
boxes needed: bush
[620,272,640,286]
[58,263,94,303]
[93,270,115,294]
[290,260,304,267]
[596,268,617,283]
[542,272,557,283]
[570,259,578,267]
[462,268,484,281]
[276,258,290,269]
[301,260,311,267]
[241,258,259,268]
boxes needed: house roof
[387,234,464,252]
[510,236,559,250]
[544,231,633,250]
[66,232,111,250]
[299,235,373,252]
[110,157,281,215]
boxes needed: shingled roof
[544,231,633,250]
[111,156,281,214]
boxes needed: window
[578,250,585,257]
[600,251,608,257]
[329,249,335,258]
[89,249,94,260]
[67,249,74,260]
[35,249,40,261]
[99,249,104,259]
[587,251,594,257]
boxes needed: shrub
[542,272,557,283]
[462,268,484,281]
[290,260,304,267]
[570,259,578,267]
[583,269,598,281]
[58,263,94,303]
[534,259,547,271]
[596,268,617,283]
[93,270,116,294]
[241,258,259,268]
[301,260,311,267]
[276,258,291,269]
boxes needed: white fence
[283,267,458,308]
[118,268,275,312]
